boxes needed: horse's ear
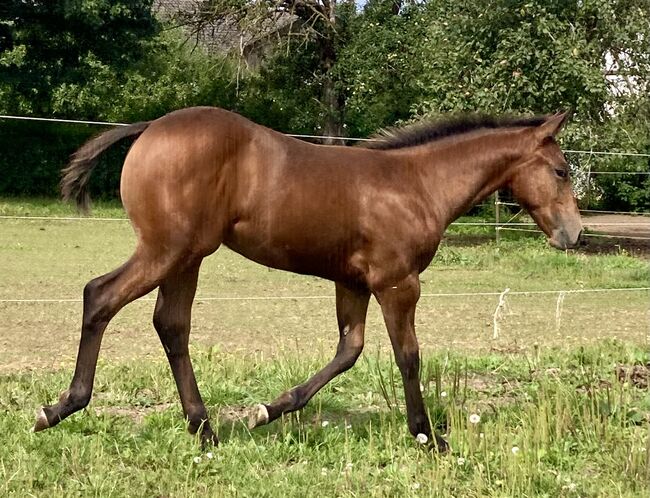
[537,110,571,139]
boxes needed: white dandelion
[469,413,481,424]
[193,456,202,464]
[416,433,429,444]
[511,446,520,455]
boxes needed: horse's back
[117,106,406,284]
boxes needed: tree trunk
[319,0,345,145]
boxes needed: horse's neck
[408,130,529,229]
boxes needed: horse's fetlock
[64,389,91,410]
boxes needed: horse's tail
[61,121,151,213]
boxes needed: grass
[1,196,648,371]
[1,196,649,496]
[1,342,649,496]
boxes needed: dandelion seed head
[321,420,329,427]
[205,452,214,460]
[469,413,481,424]
[416,433,428,444]
[511,446,520,455]
[193,456,202,464]
[457,457,466,465]
[440,391,448,398]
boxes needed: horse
[33,106,582,451]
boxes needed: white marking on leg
[248,403,269,429]
[32,407,50,433]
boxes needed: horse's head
[508,111,583,249]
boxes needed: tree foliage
[0,0,648,210]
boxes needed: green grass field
[1,197,649,496]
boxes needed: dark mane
[363,114,548,150]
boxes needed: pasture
[1,197,649,496]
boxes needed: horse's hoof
[431,434,451,454]
[32,407,50,433]
[200,431,219,448]
[247,404,269,430]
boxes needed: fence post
[585,161,592,210]
[495,191,500,243]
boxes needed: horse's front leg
[374,273,449,452]
[248,282,370,428]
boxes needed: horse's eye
[555,168,567,178]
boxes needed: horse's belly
[223,222,360,282]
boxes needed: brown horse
[33,106,581,451]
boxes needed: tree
[0,0,160,116]
[0,1,238,197]
[410,0,650,211]
[180,0,358,143]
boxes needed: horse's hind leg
[248,283,370,428]
[33,247,181,432]
[152,260,218,446]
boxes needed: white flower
[416,433,428,444]
[412,483,421,490]
[205,452,214,460]
[440,391,448,398]
[193,456,202,464]
[345,424,352,429]
[321,468,328,476]
[479,432,484,439]
[511,446,520,455]
[469,413,481,424]
[457,457,466,466]
[321,420,329,427]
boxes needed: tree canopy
[0,0,648,209]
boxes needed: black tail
[61,122,150,213]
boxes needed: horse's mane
[363,114,547,150]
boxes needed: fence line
[579,208,650,216]
[2,114,650,157]
[496,226,650,241]
[587,171,650,175]
[0,115,131,127]
[0,215,127,222]
[497,203,650,217]
[1,286,648,305]
[2,214,648,228]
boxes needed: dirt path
[582,214,650,238]
[581,214,650,256]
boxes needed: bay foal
[34,107,582,451]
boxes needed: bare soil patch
[582,214,650,257]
